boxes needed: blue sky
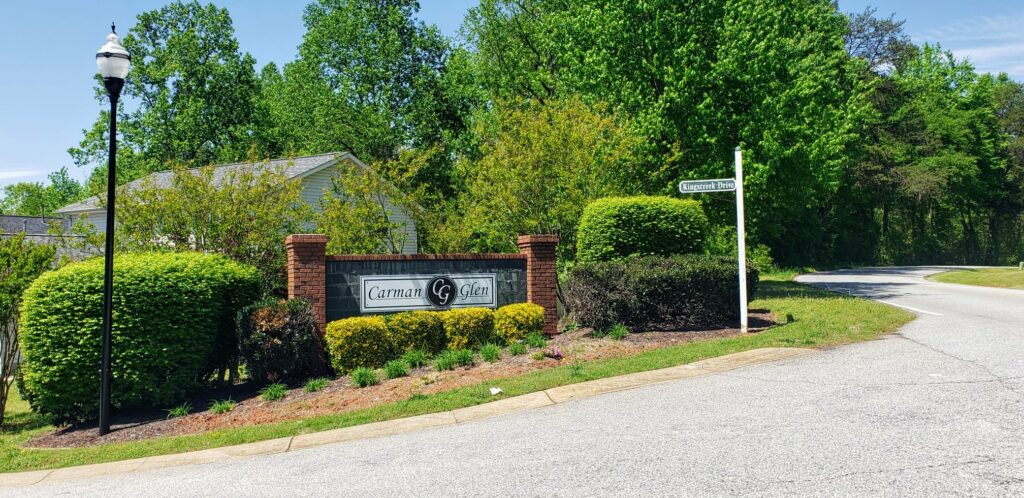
[1,0,1021,189]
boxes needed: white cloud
[0,170,40,181]
[912,10,1024,80]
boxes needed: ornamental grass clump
[351,367,378,388]
[210,399,235,414]
[525,332,547,349]
[453,349,475,367]
[508,342,527,356]
[384,360,409,379]
[259,383,287,402]
[304,377,330,393]
[480,343,502,363]
[401,349,429,369]
[434,351,457,371]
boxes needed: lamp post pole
[96,23,130,436]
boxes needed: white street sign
[678,147,748,333]
[678,178,736,193]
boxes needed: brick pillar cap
[516,234,559,246]
[286,234,328,245]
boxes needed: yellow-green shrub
[386,311,446,353]
[494,303,544,343]
[325,316,394,373]
[442,308,496,349]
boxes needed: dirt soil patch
[25,310,774,449]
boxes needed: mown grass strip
[0,279,912,473]
[927,267,1024,290]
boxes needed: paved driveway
[12,267,1024,497]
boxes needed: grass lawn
[928,267,1024,290]
[0,276,913,473]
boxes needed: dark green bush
[576,196,709,263]
[564,254,758,331]
[18,252,261,423]
[237,299,321,385]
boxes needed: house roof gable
[56,152,352,214]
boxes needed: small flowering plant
[543,347,563,360]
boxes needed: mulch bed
[25,310,774,449]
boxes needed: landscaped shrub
[18,252,260,423]
[386,311,446,353]
[441,308,496,349]
[237,298,321,384]
[576,196,709,263]
[494,303,544,343]
[325,316,394,373]
[564,254,758,331]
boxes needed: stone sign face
[359,273,497,313]
[678,178,736,193]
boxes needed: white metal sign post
[677,146,748,333]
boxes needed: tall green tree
[0,168,84,217]
[70,1,275,188]
[269,0,481,197]
[464,0,867,263]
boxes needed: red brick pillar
[286,234,328,371]
[517,234,559,335]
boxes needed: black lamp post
[95,23,130,436]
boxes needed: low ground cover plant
[18,252,260,423]
[565,254,758,331]
[453,349,475,367]
[576,196,708,263]
[237,298,321,385]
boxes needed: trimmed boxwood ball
[237,298,322,385]
[325,316,395,373]
[385,310,446,354]
[441,308,496,349]
[576,196,709,263]
[18,252,261,423]
[494,303,544,343]
[564,254,758,331]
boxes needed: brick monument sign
[285,234,560,338]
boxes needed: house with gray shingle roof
[56,152,418,254]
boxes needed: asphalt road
[12,267,1024,497]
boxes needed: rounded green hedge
[18,252,261,423]
[576,196,709,263]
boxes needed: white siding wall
[299,166,419,254]
[69,210,107,234]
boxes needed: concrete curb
[0,347,814,487]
